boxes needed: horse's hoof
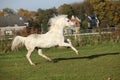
[47,59,53,62]
[31,63,36,66]
[76,52,79,55]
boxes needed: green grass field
[0,43,120,80]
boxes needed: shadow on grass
[53,52,120,62]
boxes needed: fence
[0,27,120,54]
[0,35,13,53]
[65,27,120,46]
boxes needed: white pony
[11,15,79,65]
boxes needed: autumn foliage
[0,0,120,29]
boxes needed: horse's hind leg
[38,49,52,61]
[26,49,35,65]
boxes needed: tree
[71,2,85,20]
[17,8,36,19]
[58,4,75,17]
[83,0,94,15]
[2,8,15,14]
[0,11,4,16]
[111,2,120,25]
[89,0,120,26]
[37,8,57,32]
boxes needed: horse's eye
[67,20,70,22]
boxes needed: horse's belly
[36,41,58,48]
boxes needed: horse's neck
[47,25,64,36]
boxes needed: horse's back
[28,34,41,38]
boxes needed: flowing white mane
[48,15,68,30]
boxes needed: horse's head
[49,15,75,29]
[59,15,75,28]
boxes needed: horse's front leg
[38,49,52,61]
[59,39,79,55]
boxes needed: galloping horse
[11,15,79,65]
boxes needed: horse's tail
[11,36,26,51]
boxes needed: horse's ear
[76,17,81,22]
[71,15,75,19]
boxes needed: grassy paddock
[0,43,120,80]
